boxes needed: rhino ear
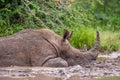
[63,29,73,41]
[68,31,73,40]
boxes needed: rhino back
[0,29,59,66]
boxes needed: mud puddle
[98,52,120,59]
[0,52,120,80]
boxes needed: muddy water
[0,52,120,80]
[98,52,120,59]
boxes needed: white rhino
[0,28,100,67]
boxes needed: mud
[0,52,120,80]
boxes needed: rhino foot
[42,57,68,67]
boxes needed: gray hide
[0,29,100,67]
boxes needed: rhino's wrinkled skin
[0,29,100,67]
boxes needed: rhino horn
[93,30,100,51]
[88,30,100,59]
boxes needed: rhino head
[60,29,100,66]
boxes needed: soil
[0,52,120,80]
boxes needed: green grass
[100,31,120,53]
[69,27,96,49]
[97,76,120,80]
[67,27,120,53]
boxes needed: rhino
[0,28,100,67]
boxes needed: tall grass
[101,31,120,53]
[69,27,96,49]
[68,27,120,53]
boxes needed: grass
[69,27,96,49]
[100,31,120,53]
[97,76,120,80]
[67,27,120,53]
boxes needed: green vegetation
[69,27,120,53]
[0,0,120,53]
[70,27,96,49]
[97,76,120,80]
[101,31,120,53]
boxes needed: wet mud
[0,52,120,80]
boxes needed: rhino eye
[75,55,79,58]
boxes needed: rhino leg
[42,57,68,67]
